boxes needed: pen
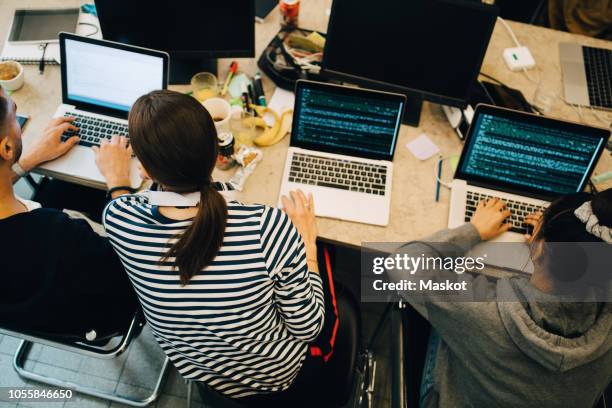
[247,84,256,109]
[435,155,442,202]
[253,72,267,106]
[38,43,48,75]
[221,61,238,96]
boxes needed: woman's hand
[523,211,543,242]
[92,135,133,189]
[281,190,319,272]
[470,198,512,241]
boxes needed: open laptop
[277,80,405,226]
[559,42,611,111]
[449,105,610,270]
[37,32,169,189]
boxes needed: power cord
[78,22,99,37]
[496,16,612,127]
[434,156,454,189]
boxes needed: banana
[242,116,268,128]
[254,110,293,146]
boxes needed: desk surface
[2,0,611,248]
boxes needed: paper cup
[202,98,231,132]
[0,61,24,92]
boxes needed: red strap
[322,246,339,362]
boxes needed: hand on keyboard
[523,211,543,242]
[469,198,513,241]
[92,135,133,189]
[19,117,80,171]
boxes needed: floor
[0,303,392,408]
[1,182,393,408]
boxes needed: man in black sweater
[0,88,137,338]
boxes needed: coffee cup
[202,98,231,133]
[0,61,24,92]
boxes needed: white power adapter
[503,46,535,71]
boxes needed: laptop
[37,32,169,189]
[559,42,611,111]
[277,80,406,226]
[449,105,610,271]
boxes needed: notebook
[0,42,60,65]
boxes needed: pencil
[435,155,442,202]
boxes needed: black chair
[188,281,377,408]
[1,308,170,407]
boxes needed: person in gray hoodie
[390,188,612,408]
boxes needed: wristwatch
[11,162,28,178]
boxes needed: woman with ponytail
[95,90,325,404]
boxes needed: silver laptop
[449,105,609,270]
[37,32,169,189]
[278,80,405,226]
[559,42,612,111]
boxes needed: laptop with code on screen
[37,33,168,189]
[278,80,406,226]
[448,105,609,270]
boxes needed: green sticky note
[450,155,460,171]
[228,73,251,99]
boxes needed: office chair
[1,308,170,407]
[186,281,378,408]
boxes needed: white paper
[406,133,440,160]
[264,88,295,126]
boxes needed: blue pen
[435,155,442,202]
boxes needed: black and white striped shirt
[103,194,325,398]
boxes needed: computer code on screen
[294,87,402,157]
[461,114,603,194]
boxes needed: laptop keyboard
[583,46,612,110]
[289,153,387,195]
[464,191,547,235]
[60,112,128,148]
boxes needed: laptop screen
[291,81,405,161]
[456,106,609,199]
[61,35,167,114]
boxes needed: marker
[221,61,238,96]
[247,84,256,109]
[253,73,267,106]
[435,155,442,202]
[241,92,250,112]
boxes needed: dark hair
[533,188,612,285]
[535,189,612,243]
[0,90,8,138]
[129,90,227,285]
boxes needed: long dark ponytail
[129,90,227,285]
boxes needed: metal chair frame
[2,312,170,407]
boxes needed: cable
[497,17,521,48]
[78,22,99,37]
[434,156,454,189]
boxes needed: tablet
[8,9,79,44]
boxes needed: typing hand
[19,117,79,171]
[470,198,512,241]
[523,211,543,242]
[92,135,133,189]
